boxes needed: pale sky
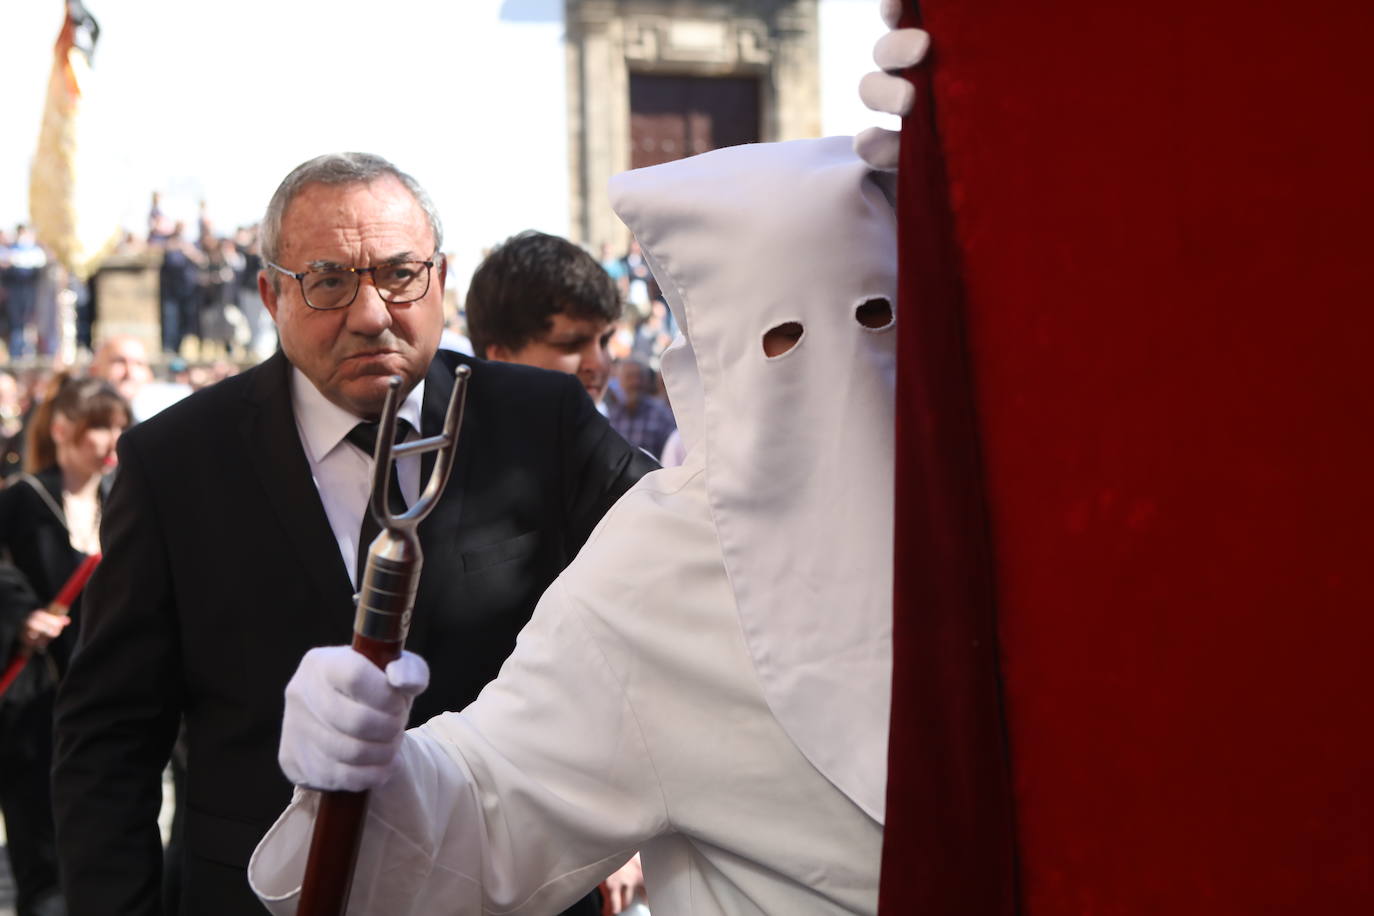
[1,0,891,279]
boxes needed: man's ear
[437,253,447,294]
[259,271,279,322]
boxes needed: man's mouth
[343,350,400,375]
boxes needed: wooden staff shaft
[296,634,402,916]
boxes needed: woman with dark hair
[0,372,130,916]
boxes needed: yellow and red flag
[28,1,104,278]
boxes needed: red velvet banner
[884,0,1374,912]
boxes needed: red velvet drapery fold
[881,1,1373,912]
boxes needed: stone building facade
[564,0,820,249]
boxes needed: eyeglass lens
[303,262,430,310]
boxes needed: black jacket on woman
[0,466,98,698]
[0,465,104,916]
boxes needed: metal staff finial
[353,365,470,644]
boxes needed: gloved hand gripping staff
[296,365,471,916]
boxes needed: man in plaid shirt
[606,359,676,460]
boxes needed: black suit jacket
[53,350,653,915]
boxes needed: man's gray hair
[259,152,444,288]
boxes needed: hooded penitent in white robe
[250,135,898,916]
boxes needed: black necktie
[347,418,413,583]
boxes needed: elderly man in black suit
[52,153,653,916]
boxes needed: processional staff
[296,365,471,916]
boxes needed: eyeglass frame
[264,255,442,311]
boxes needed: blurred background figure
[198,237,248,358]
[156,222,204,356]
[0,373,130,916]
[1,227,48,360]
[89,334,153,421]
[0,372,24,478]
[232,225,276,359]
[629,299,674,372]
[598,241,629,302]
[0,370,56,481]
[621,239,654,320]
[606,359,675,461]
[89,334,150,404]
[0,229,11,353]
[147,191,172,245]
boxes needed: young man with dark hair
[465,230,621,405]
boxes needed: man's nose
[344,278,393,333]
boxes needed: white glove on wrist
[278,646,430,793]
[854,0,932,171]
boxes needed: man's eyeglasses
[265,258,439,311]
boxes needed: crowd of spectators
[129,193,273,359]
[0,194,276,374]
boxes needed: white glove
[278,646,430,793]
[854,0,932,171]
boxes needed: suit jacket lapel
[410,352,477,653]
[420,351,475,483]
[240,352,355,625]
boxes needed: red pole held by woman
[0,551,100,698]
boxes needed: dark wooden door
[628,74,760,169]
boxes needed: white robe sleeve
[249,573,671,916]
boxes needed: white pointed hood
[609,137,897,821]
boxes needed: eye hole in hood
[762,321,805,358]
[855,297,894,330]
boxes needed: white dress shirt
[289,368,425,588]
